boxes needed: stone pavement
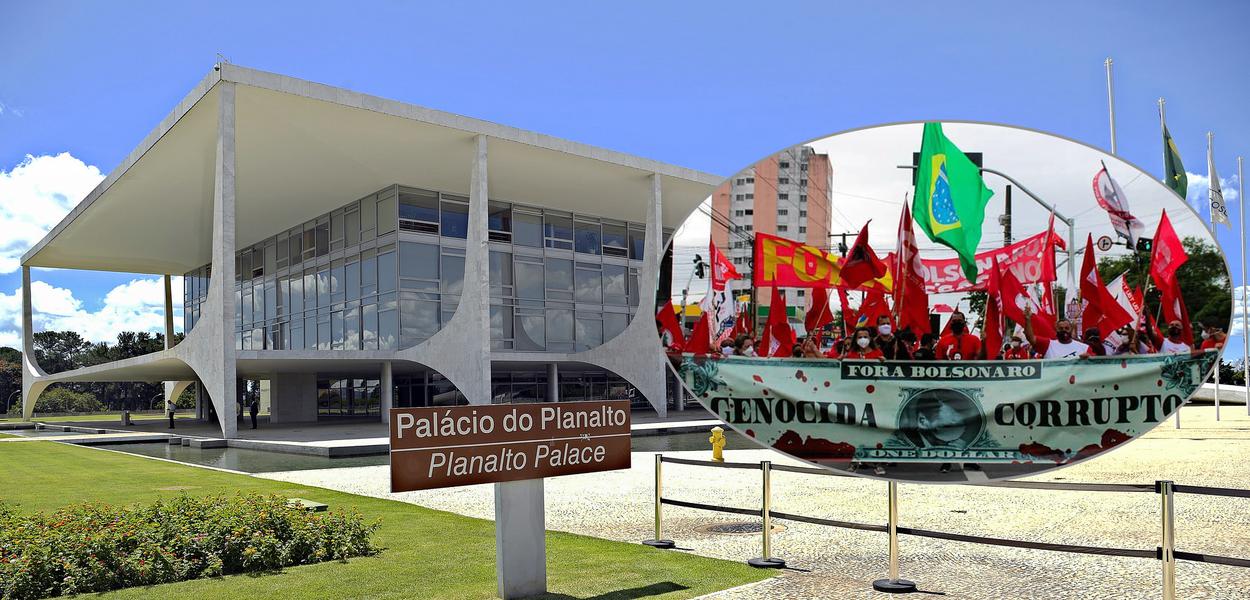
[258,405,1250,599]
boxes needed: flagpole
[1240,156,1248,415]
[1105,58,1117,154]
[1208,132,1221,420]
[1161,98,1181,429]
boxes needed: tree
[1,359,20,415]
[1096,237,1231,330]
[32,331,92,374]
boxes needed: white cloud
[0,153,104,274]
[0,276,183,348]
[0,100,22,118]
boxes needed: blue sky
[0,1,1247,353]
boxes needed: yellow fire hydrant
[709,426,726,462]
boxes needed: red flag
[892,203,930,334]
[1159,277,1194,345]
[840,222,887,290]
[685,313,713,354]
[934,303,955,313]
[983,257,1004,359]
[805,287,834,340]
[837,288,856,335]
[999,263,1057,339]
[1079,234,1133,336]
[854,289,892,330]
[730,308,751,339]
[760,286,796,357]
[709,242,741,291]
[1150,210,1189,286]
[656,300,685,351]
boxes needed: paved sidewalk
[258,405,1250,599]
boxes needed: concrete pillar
[270,372,318,423]
[495,478,547,599]
[20,266,50,420]
[195,382,204,420]
[546,363,558,403]
[380,361,393,423]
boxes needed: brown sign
[389,400,632,492]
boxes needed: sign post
[390,400,632,599]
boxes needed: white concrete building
[20,64,716,438]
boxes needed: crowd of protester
[705,309,1224,361]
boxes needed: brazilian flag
[912,122,993,282]
[1162,125,1187,197]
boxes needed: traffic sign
[1096,236,1114,251]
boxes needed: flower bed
[0,494,379,600]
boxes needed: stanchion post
[873,481,917,593]
[1159,480,1176,600]
[748,461,785,568]
[642,454,675,549]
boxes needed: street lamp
[4,390,19,417]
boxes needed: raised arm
[1022,304,1037,347]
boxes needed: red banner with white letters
[891,229,1065,294]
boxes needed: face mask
[950,321,965,334]
[1168,327,1181,336]
[878,324,892,336]
[1201,332,1210,340]
[857,337,871,349]
[1057,330,1071,342]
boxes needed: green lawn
[0,432,17,439]
[0,442,770,599]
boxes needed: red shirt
[937,333,982,360]
[842,348,884,360]
[1201,338,1225,350]
[1002,347,1031,360]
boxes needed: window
[440,195,469,239]
[489,250,513,297]
[745,193,754,200]
[315,220,329,256]
[733,241,744,249]
[744,225,753,232]
[744,209,753,216]
[735,194,744,201]
[799,210,807,217]
[575,263,602,303]
[345,208,360,246]
[602,223,627,257]
[799,226,807,234]
[779,161,790,169]
[628,226,645,260]
[489,201,512,242]
[801,163,808,172]
[400,242,439,289]
[778,209,788,216]
[746,177,754,183]
[545,258,574,301]
[778,177,790,185]
[516,259,544,300]
[399,188,439,233]
[441,249,465,297]
[377,193,398,235]
[778,193,789,200]
[603,264,626,305]
[544,214,573,250]
[797,290,805,297]
[574,219,601,255]
[800,194,808,203]
[378,249,397,294]
[733,257,744,265]
[514,211,543,247]
[777,225,788,232]
[735,178,745,185]
[330,210,345,251]
[800,178,808,187]
[734,210,744,217]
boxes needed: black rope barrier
[659,456,760,470]
[894,526,1157,559]
[1172,484,1250,499]
[769,510,888,533]
[1174,550,1250,569]
[660,497,761,518]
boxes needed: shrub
[0,494,379,600]
[32,387,103,414]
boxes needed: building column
[173,80,238,439]
[380,361,393,423]
[20,266,50,420]
[546,363,559,403]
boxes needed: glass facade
[184,184,661,355]
[317,377,381,417]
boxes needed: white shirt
[1161,339,1191,353]
[1043,338,1089,358]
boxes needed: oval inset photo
[660,121,1231,483]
